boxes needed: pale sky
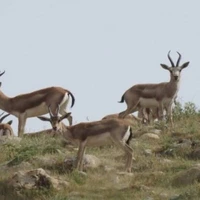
[0,1,199,134]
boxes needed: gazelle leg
[166,105,174,128]
[75,140,87,171]
[119,106,138,119]
[144,108,151,124]
[111,138,133,172]
[158,103,164,121]
[138,108,148,124]
[18,115,26,137]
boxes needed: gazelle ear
[7,120,13,125]
[60,112,72,122]
[37,116,51,122]
[180,62,190,70]
[160,64,170,70]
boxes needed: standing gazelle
[0,71,75,137]
[118,51,189,127]
[37,106,134,173]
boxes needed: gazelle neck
[0,91,11,112]
[168,75,181,98]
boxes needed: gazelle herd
[0,51,189,173]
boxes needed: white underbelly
[139,97,174,108]
[139,98,159,107]
[163,98,174,106]
[25,102,48,117]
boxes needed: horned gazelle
[118,51,189,127]
[0,71,75,137]
[38,106,134,173]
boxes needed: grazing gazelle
[37,106,134,173]
[0,71,75,137]
[0,112,14,136]
[118,51,189,127]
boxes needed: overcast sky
[0,1,199,134]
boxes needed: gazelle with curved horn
[118,51,189,127]
[37,105,134,173]
[0,71,75,137]
[0,112,14,136]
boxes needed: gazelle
[0,71,75,137]
[118,51,189,127]
[37,106,134,173]
[138,95,178,124]
[137,107,158,124]
[102,113,141,122]
[0,112,14,136]
[102,113,142,127]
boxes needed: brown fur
[0,123,14,136]
[0,113,14,136]
[118,51,189,127]
[102,113,141,126]
[0,76,75,137]
[68,118,130,140]
[38,111,133,173]
[1,87,74,113]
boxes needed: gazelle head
[37,105,71,131]
[0,112,13,136]
[160,51,189,81]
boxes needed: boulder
[172,166,200,187]
[140,133,160,140]
[8,168,69,190]
[64,154,101,171]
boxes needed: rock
[161,139,192,157]
[170,194,184,200]
[141,133,160,140]
[162,158,173,164]
[159,192,168,199]
[83,154,101,168]
[150,129,162,134]
[189,147,200,160]
[10,161,32,171]
[117,172,134,176]
[104,165,115,172]
[8,168,69,190]
[64,154,101,171]
[193,163,200,168]
[172,166,200,187]
[144,149,152,156]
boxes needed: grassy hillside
[0,101,200,200]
